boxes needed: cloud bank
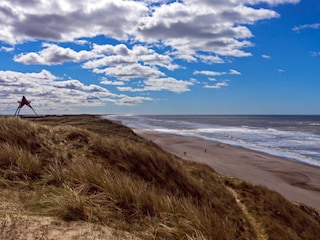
[1,0,296,57]
[0,0,299,112]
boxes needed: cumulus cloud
[115,96,154,106]
[135,0,281,58]
[0,0,294,59]
[13,42,176,82]
[53,79,110,93]
[14,43,98,65]
[0,0,300,111]
[143,77,194,93]
[0,69,153,112]
[197,54,225,64]
[100,77,124,86]
[14,42,179,87]
[0,0,148,44]
[81,43,177,71]
[118,77,193,93]
[95,63,165,81]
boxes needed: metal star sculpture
[14,96,38,116]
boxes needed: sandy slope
[0,213,138,240]
[135,130,320,210]
[0,189,140,240]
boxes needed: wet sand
[135,130,320,210]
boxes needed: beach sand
[135,130,320,210]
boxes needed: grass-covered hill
[0,115,319,239]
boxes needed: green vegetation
[0,115,319,239]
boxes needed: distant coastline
[105,114,320,167]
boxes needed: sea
[104,115,320,167]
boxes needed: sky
[0,0,319,115]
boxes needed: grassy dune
[0,115,319,239]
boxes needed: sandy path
[136,130,320,210]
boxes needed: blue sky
[0,0,319,115]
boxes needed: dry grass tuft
[0,143,42,182]
[225,179,320,240]
[0,115,319,239]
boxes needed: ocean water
[104,115,320,167]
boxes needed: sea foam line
[153,127,320,168]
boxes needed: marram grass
[0,115,319,239]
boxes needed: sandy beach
[135,130,320,210]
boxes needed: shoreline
[135,129,320,210]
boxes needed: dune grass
[225,179,320,240]
[0,115,319,239]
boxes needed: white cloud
[14,43,98,65]
[115,96,154,106]
[83,55,136,69]
[134,0,280,57]
[204,81,229,89]
[0,69,154,112]
[198,55,225,64]
[0,0,300,111]
[74,40,90,45]
[100,77,124,86]
[292,23,320,32]
[83,44,177,70]
[0,46,15,52]
[97,63,165,80]
[139,53,176,67]
[194,70,227,76]
[0,0,148,45]
[262,54,271,59]
[229,69,241,75]
[144,77,193,93]
[0,0,295,59]
[14,42,178,83]
[118,77,193,93]
[11,42,175,82]
[194,69,241,76]
[53,80,110,93]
